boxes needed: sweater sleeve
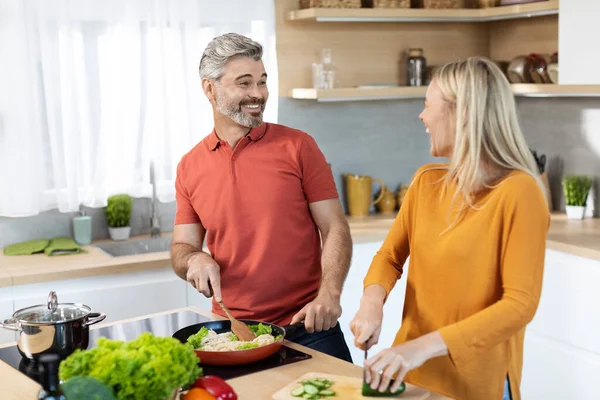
[439,178,550,367]
[363,177,416,296]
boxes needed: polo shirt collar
[208,123,268,151]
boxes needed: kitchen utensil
[272,372,421,399]
[507,55,533,83]
[530,149,553,211]
[376,186,397,214]
[344,174,385,217]
[0,291,106,360]
[217,301,256,342]
[172,320,305,366]
[528,53,551,84]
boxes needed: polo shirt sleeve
[174,160,201,225]
[298,134,339,203]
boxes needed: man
[170,33,353,361]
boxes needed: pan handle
[0,318,20,332]
[283,321,305,337]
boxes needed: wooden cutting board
[272,372,439,400]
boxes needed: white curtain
[0,0,278,217]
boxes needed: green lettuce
[59,332,201,400]
[237,343,259,350]
[249,323,272,336]
[186,327,209,349]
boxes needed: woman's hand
[364,331,449,393]
[350,285,386,350]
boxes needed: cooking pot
[0,291,106,360]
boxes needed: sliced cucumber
[318,389,335,396]
[308,379,326,388]
[301,394,316,399]
[303,384,319,395]
[291,387,305,397]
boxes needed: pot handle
[83,312,106,327]
[0,318,20,332]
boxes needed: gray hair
[199,33,263,81]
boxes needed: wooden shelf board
[290,84,600,101]
[287,0,558,23]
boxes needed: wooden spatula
[217,300,256,342]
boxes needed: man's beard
[215,91,266,128]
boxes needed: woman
[349,56,550,400]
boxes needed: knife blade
[363,347,368,384]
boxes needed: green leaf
[105,194,133,228]
[561,175,593,206]
[59,332,202,400]
[248,323,272,336]
[186,327,209,349]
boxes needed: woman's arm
[350,180,416,349]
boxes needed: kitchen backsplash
[1,97,599,248]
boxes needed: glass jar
[407,48,427,87]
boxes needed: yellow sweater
[364,164,550,400]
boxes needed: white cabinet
[527,249,600,353]
[12,268,188,325]
[0,287,15,345]
[521,249,600,398]
[338,241,409,366]
[559,1,600,84]
[522,331,600,400]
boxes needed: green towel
[44,237,87,256]
[3,239,50,256]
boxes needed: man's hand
[185,252,222,302]
[290,293,342,333]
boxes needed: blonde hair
[430,56,546,214]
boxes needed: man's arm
[171,223,222,301]
[310,198,353,298]
[290,198,352,332]
[171,223,205,280]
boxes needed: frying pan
[172,319,304,366]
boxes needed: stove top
[0,310,311,385]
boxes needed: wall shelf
[287,0,558,23]
[290,84,600,102]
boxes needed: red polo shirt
[174,123,338,325]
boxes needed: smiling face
[419,79,456,159]
[208,56,269,128]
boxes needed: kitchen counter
[0,307,449,400]
[0,214,598,288]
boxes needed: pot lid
[13,291,91,324]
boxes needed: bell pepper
[192,375,238,400]
[184,388,216,400]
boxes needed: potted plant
[106,194,133,240]
[561,175,593,220]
